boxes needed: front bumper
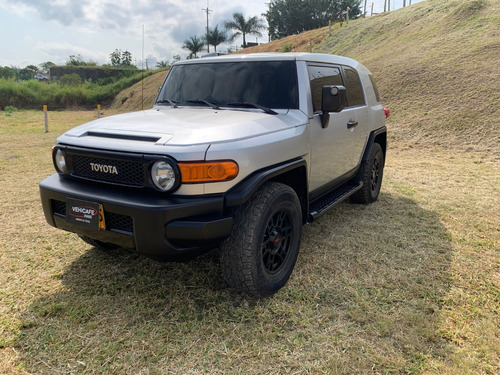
[39,174,233,256]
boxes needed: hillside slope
[113,0,499,151]
[110,70,168,111]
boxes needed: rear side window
[369,74,381,102]
[308,65,343,112]
[343,68,365,107]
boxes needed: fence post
[309,41,312,53]
[97,104,101,119]
[346,7,350,23]
[371,2,374,16]
[43,105,48,133]
[329,20,331,36]
[364,0,367,17]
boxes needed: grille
[52,200,66,216]
[106,212,133,233]
[51,200,133,233]
[72,154,144,186]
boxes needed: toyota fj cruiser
[40,53,388,297]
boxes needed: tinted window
[308,65,343,112]
[344,68,365,107]
[159,61,298,109]
[369,74,381,102]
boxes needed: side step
[308,180,362,220]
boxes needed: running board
[308,181,362,220]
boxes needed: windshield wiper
[187,99,220,110]
[156,99,179,108]
[226,102,277,115]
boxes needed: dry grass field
[0,110,498,374]
[1,0,499,373]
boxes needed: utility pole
[202,0,212,53]
[265,2,271,41]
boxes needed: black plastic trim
[40,174,231,256]
[224,158,307,208]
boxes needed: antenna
[141,24,144,110]
[202,0,212,53]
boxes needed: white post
[43,105,48,133]
[97,104,101,119]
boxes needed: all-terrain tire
[219,182,302,297]
[350,142,384,204]
[78,235,120,250]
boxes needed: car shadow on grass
[16,192,454,374]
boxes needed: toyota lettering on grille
[89,162,118,175]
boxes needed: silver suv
[40,53,388,296]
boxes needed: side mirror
[320,85,346,128]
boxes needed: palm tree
[205,26,227,52]
[224,12,266,48]
[156,61,169,69]
[182,36,205,58]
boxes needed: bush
[60,73,82,86]
[0,70,156,109]
[4,105,17,116]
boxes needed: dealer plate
[66,198,106,230]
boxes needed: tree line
[2,0,361,80]
[180,0,360,58]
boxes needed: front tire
[220,182,303,297]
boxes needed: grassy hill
[109,69,168,111]
[116,0,499,152]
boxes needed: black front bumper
[39,174,233,256]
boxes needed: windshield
[157,60,299,109]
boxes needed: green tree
[0,66,16,79]
[205,25,227,52]
[26,65,39,74]
[121,50,133,66]
[156,61,169,68]
[264,0,361,40]
[66,54,87,66]
[110,49,121,67]
[224,12,266,48]
[171,55,181,64]
[182,36,205,58]
[39,61,55,74]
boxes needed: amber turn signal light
[179,161,239,183]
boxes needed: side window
[343,68,365,107]
[369,74,381,102]
[307,65,343,112]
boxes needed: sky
[0,0,425,69]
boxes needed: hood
[63,108,306,146]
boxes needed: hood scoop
[86,131,161,143]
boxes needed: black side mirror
[320,85,346,128]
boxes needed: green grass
[0,111,498,374]
[0,70,158,110]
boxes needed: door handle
[347,120,358,129]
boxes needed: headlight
[54,148,67,174]
[151,160,176,191]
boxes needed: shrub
[4,105,17,116]
[60,73,82,86]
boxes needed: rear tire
[78,235,120,251]
[220,182,302,297]
[350,142,384,204]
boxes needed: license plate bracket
[66,198,105,230]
